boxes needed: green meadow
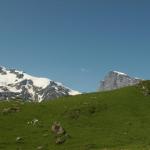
[0,81,150,150]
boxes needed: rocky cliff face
[0,66,80,102]
[100,71,142,91]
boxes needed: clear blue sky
[0,0,150,92]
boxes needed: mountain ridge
[0,66,80,102]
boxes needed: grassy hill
[0,81,150,150]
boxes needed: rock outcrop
[100,71,142,91]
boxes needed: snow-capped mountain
[100,71,142,91]
[0,66,80,102]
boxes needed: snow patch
[113,71,127,76]
[23,73,50,88]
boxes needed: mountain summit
[0,66,80,102]
[100,71,142,91]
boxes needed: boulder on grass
[55,137,66,145]
[16,136,23,143]
[51,122,65,135]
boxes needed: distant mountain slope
[0,66,80,102]
[100,71,142,91]
[0,81,150,150]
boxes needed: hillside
[0,81,150,150]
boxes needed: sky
[0,0,150,92]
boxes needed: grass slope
[0,81,150,150]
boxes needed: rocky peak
[100,71,142,91]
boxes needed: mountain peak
[0,66,80,102]
[100,71,142,91]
